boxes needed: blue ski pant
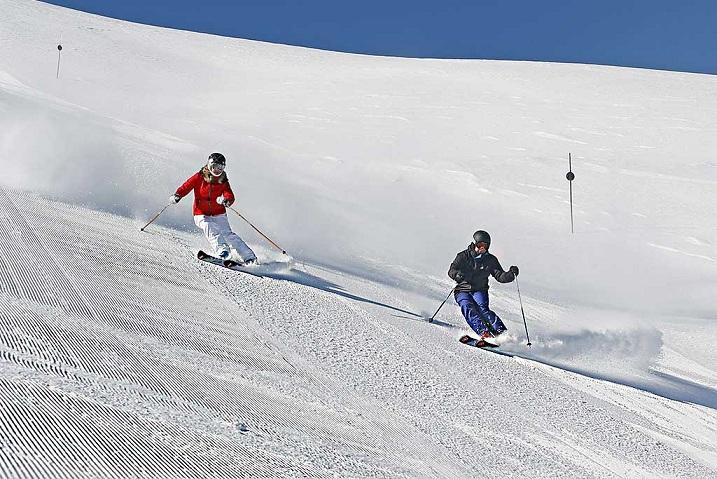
[455,290,507,336]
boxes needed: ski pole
[429,286,456,323]
[227,206,288,255]
[140,203,172,232]
[515,276,532,346]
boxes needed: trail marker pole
[56,36,63,79]
[566,153,575,234]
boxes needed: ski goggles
[474,241,489,250]
[208,162,225,176]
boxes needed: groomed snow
[1,0,716,477]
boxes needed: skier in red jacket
[171,153,257,264]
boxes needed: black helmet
[207,152,226,177]
[472,230,491,248]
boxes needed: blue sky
[43,1,716,74]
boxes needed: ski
[459,334,499,349]
[196,250,263,277]
[459,335,525,358]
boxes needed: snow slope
[1,0,716,477]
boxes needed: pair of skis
[459,334,499,349]
[459,335,522,358]
[196,250,263,277]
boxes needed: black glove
[455,272,465,283]
[170,194,181,204]
[509,265,519,277]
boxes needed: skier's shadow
[583,366,717,410]
[497,350,717,410]
[260,267,436,322]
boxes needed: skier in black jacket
[448,230,519,339]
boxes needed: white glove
[216,195,231,206]
[170,194,181,204]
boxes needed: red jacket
[175,167,235,216]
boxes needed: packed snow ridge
[1,0,716,477]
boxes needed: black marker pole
[566,153,575,234]
[56,44,63,79]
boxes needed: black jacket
[448,245,515,293]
